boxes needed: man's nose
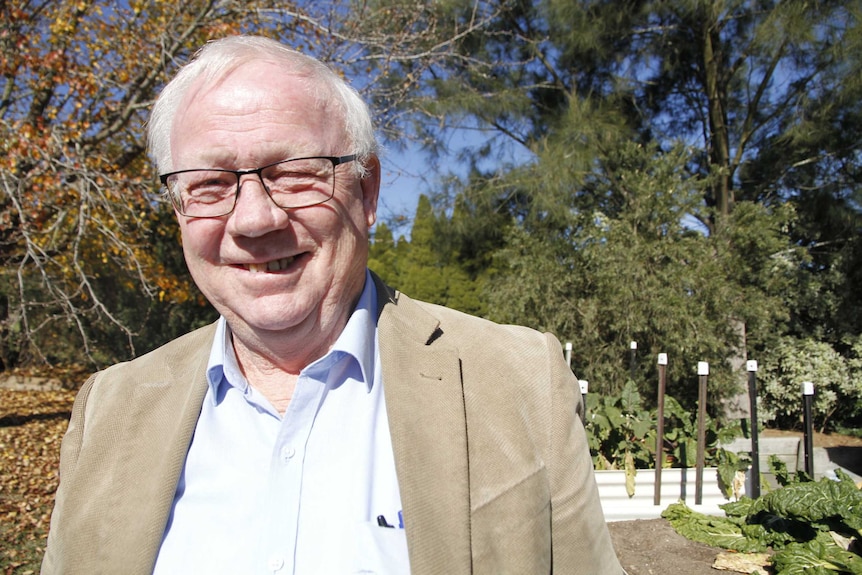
[227,175,291,236]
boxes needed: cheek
[303,200,365,243]
[179,221,223,263]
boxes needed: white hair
[147,35,379,175]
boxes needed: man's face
[169,60,379,354]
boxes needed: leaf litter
[1,389,75,575]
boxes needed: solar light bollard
[747,360,761,498]
[802,381,815,477]
[579,380,589,412]
[654,353,668,506]
[696,361,709,505]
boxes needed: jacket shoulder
[81,322,216,405]
[104,322,215,376]
[400,294,554,357]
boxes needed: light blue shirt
[153,273,408,574]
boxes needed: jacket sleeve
[544,332,624,573]
[41,323,214,575]
[41,372,96,574]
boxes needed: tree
[0,0,502,371]
[1,0,255,368]
[361,0,861,413]
[368,221,399,286]
[364,0,859,248]
[369,195,487,315]
[483,140,797,403]
[758,335,862,432]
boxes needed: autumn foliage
[1,0,487,373]
[0,1,305,371]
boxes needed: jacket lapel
[373,275,472,574]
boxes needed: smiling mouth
[245,256,297,273]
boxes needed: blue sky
[373,126,535,239]
[377,145,432,223]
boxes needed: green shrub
[758,336,862,432]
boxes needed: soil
[608,518,725,575]
[760,427,862,448]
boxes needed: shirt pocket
[351,520,411,575]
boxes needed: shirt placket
[261,372,327,575]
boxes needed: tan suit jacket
[42,274,622,574]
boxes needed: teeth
[247,256,295,273]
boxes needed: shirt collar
[206,270,378,403]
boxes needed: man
[42,36,622,574]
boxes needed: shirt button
[268,556,284,571]
[280,446,296,463]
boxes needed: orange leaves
[0,389,76,573]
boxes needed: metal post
[629,341,637,379]
[747,360,761,498]
[564,342,573,369]
[696,361,709,505]
[802,381,815,477]
[746,359,760,499]
[654,353,668,506]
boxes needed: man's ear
[360,155,381,228]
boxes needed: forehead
[170,61,344,167]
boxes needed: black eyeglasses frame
[159,154,357,218]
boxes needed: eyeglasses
[159,155,357,218]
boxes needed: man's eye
[272,172,318,187]
[186,173,233,193]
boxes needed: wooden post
[696,361,709,505]
[564,342,572,369]
[747,360,761,498]
[629,341,637,379]
[802,381,815,477]
[654,353,668,506]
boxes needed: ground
[609,517,723,575]
[1,379,860,574]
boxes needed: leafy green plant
[585,379,654,472]
[584,379,744,496]
[758,336,862,432]
[663,468,862,574]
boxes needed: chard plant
[584,379,744,496]
[663,466,862,574]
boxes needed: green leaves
[666,470,862,574]
[758,336,862,432]
[751,471,862,535]
[663,502,765,552]
[584,379,739,474]
[585,380,654,471]
[772,536,862,575]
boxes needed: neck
[227,286,363,415]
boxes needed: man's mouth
[245,256,296,273]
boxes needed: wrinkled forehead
[169,61,346,165]
[177,59,334,120]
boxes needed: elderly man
[42,36,622,574]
